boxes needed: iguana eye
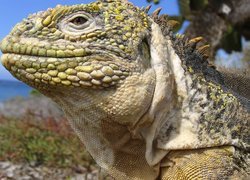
[67,14,90,29]
[58,12,101,35]
[70,16,88,26]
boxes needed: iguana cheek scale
[0,0,249,179]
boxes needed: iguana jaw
[0,52,131,92]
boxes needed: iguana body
[0,0,249,179]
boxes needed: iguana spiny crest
[0,0,249,179]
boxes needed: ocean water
[0,80,33,102]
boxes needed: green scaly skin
[0,0,249,179]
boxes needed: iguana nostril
[21,19,34,31]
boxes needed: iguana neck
[140,25,249,166]
[48,70,161,180]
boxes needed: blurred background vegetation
[0,113,95,169]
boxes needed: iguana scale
[0,0,249,179]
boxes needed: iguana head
[0,0,159,126]
[1,0,152,89]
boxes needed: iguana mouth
[0,36,133,89]
[0,36,130,59]
[1,53,130,89]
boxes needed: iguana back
[218,67,250,99]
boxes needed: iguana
[0,0,249,179]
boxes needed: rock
[0,162,11,169]
[0,161,105,180]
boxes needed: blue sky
[0,0,179,81]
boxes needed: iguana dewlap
[0,0,249,179]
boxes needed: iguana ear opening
[138,38,151,69]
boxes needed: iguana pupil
[70,16,88,26]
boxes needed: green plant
[0,116,95,168]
